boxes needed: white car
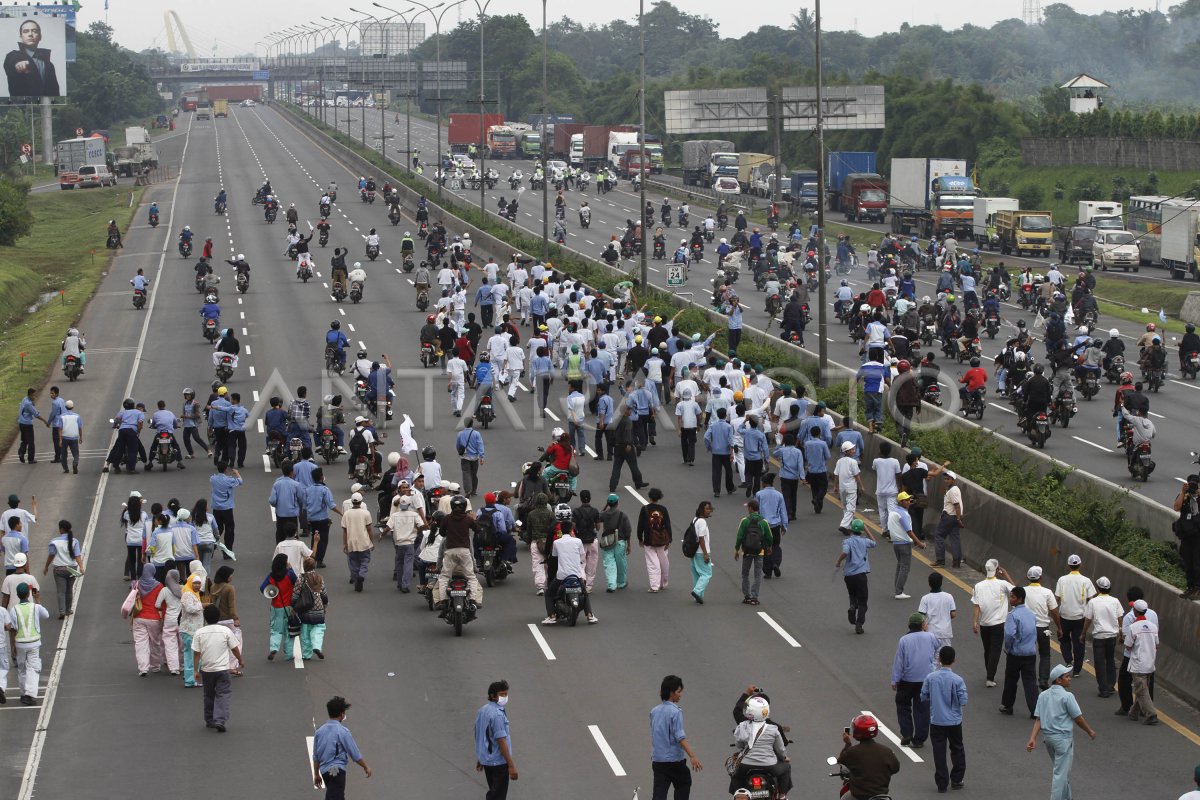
[712,177,740,197]
[241,99,256,107]
[451,153,475,170]
[546,159,567,173]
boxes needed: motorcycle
[349,279,364,305]
[420,342,440,369]
[922,383,942,407]
[717,214,728,230]
[154,431,175,471]
[355,378,370,407]
[984,313,1000,339]
[921,317,937,347]
[62,355,81,382]
[148,212,159,228]
[297,262,313,282]
[653,239,666,260]
[1018,284,1034,310]
[579,209,591,229]
[475,392,495,429]
[1025,409,1052,449]
[288,437,305,466]
[416,288,429,311]
[267,436,285,469]
[957,338,981,364]
[402,253,415,273]
[235,271,249,294]
[328,189,337,203]
[325,344,344,375]
[215,199,227,215]
[551,575,585,627]
[318,428,340,465]
[366,244,380,261]
[132,288,147,310]
[265,206,278,224]
[318,228,329,247]
[1143,366,1165,393]
[1104,355,1125,384]
[214,354,235,384]
[1128,441,1155,482]
[417,221,428,239]
[508,175,521,191]
[1183,351,1200,380]
[704,227,715,243]
[1051,386,1077,428]
[350,454,378,488]
[442,574,477,636]
[331,281,347,302]
[765,293,782,320]
[179,239,192,258]
[548,470,573,504]
[1075,370,1100,400]
[203,318,219,343]
[477,544,512,588]
[961,387,986,420]
[319,202,331,219]
[286,242,299,261]
[690,242,704,264]
[827,756,891,800]
[388,208,401,226]
[361,189,375,204]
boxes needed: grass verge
[0,185,144,447]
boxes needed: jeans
[483,763,510,799]
[894,680,929,744]
[651,760,691,800]
[728,326,742,353]
[347,550,372,582]
[197,543,216,575]
[1042,734,1074,800]
[864,391,883,424]
[1001,653,1039,714]
[690,553,712,598]
[930,724,966,790]
[844,572,869,626]
[601,544,628,590]
[741,554,763,599]
[980,624,1005,682]
[393,542,415,590]
[893,543,912,595]
[644,545,669,590]
[182,426,209,455]
[1093,636,1117,693]
[711,453,735,494]
[52,569,75,615]
[1059,618,1086,674]
[933,512,962,565]
[60,438,79,471]
[202,669,232,726]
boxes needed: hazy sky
[96,0,1157,56]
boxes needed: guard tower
[1060,74,1108,114]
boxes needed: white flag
[398,415,419,454]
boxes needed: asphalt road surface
[5,105,1198,800]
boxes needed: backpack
[680,518,700,558]
[476,507,499,548]
[287,399,306,424]
[646,509,670,548]
[292,576,316,615]
[599,511,623,549]
[742,517,765,554]
[349,426,368,457]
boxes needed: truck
[825,151,877,211]
[888,158,976,240]
[582,126,612,172]
[644,134,664,174]
[447,113,504,153]
[608,130,641,173]
[1078,200,1122,226]
[972,197,1019,249]
[790,170,819,211]
[1159,199,1200,279]
[181,95,198,112]
[569,133,584,168]
[486,125,517,158]
[995,209,1054,257]
[517,129,541,158]
[618,149,651,181]
[212,99,229,118]
[114,126,159,177]
[736,153,775,193]
[196,100,212,120]
[1054,225,1099,266]
[838,173,889,223]
[552,123,585,159]
[750,163,776,198]
[680,139,734,186]
[55,136,108,189]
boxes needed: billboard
[0,5,75,62]
[0,16,66,98]
[664,85,885,135]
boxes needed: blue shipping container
[826,151,877,192]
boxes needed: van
[77,164,116,188]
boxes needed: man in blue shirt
[313,696,371,797]
[1000,586,1040,717]
[209,463,242,552]
[105,398,144,473]
[473,278,496,328]
[755,472,788,579]
[833,417,865,464]
[856,354,891,434]
[269,461,304,544]
[836,519,877,634]
[891,613,940,749]
[16,388,48,464]
[264,396,289,449]
[207,387,232,465]
[704,407,736,496]
[921,646,969,792]
[649,675,702,800]
[224,392,249,468]
[455,418,486,498]
[302,467,338,566]
[773,433,805,522]
[802,425,831,514]
[474,680,517,798]
[292,448,319,488]
[1027,664,1096,800]
[149,399,185,469]
[800,401,833,444]
[325,322,350,369]
[727,296,744,353]
[593,384,614,460]
[46,387,66,465]
[741,416,769,497]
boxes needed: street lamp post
[815,0,828,383]
[351,8,397,164]
[408,0,462,201]
[322,17,358,138]
[541,0,548,264]
[374,3,421,176]
[475,0,493,222]
[638,0,647,289]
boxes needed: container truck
[582,126,612,172]
[618,150,650,181]
[790,170,819,211]
[447,113,504,153]
[736,153,775,193]
[517,129,541,158]
[181,95,198,112]
[213,99,229,118]
[1078,201,1122,226]
[825,151,877,210]
[486,125,517,158]
[55,136,108,189]
[644,134,664,174]
[680,139,734,186]
[1159,198,1200,279]
[838,173,889,223]
[569,134,584,168]
[972,197,1019,249]
[995,209,1054,257]
[888,158,976,240]
[608,130,641,173]
[552,123,585,159]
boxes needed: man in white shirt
[383,495,424,593]
[675,390,703,466]
[193,604,244,731]
[1022,566,1061,689]
[273,529,314,576]
[1054,554,1097,676]
[446,353,468,417]
[0,494,36,551]
[1082,576,1123,698]
[971,559,1014,687]
[933,471,965,568]
[833,441,864,534]
[1125,599,1159,724]
[918,572,957,647]
[1,553,39,612]
[543,527,596,625]
[504,338,525,400]
[872,442,903,536]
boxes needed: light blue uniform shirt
[773,445,805,480]
[208,398,231,428]
[891,630,940,684]
[292,459,318,488]
[834,429,865,458]
[48,397,65,429]
[921,667,969,726]
[150,409,177,434]
[313,719,363,773]
[304,483,335,521]
[704,420,733,455]
[728,306,743,331]
[474,701,512,767]
[841,535,876,576]
[755,488,787,529]
[742,427,768,461]
[1033,684,1082,736]
[116,408,143,430]
[649,701,687,763]
[802,438,831,473]
[17,398,40,425]
[269,476,304,517]
[1004,603,1038,657]
[455,428,486,460]
[596,394,614,426]
[210,473,242,511]
[227,404,249,432]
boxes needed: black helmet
[1188,323,1196,333]
[330,320,341,330]
[970,357,980,367]
[431,510,446,524]
[450,495,468,513]
[422,446,436,460]
[122,398,135,410]
[357,350,368,360]
[1033,363,1045,375]
[1017,320,1026,329]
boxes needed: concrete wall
[1022,136,1200,170]
[1180,292,1200,327]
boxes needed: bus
[1126,195,1172,264]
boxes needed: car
[77,164,117,188]
[712,176,740,197]
[241,99,257,107]
[546,159,567,173]
[451,153,475,170]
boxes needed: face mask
[342,712,348,722]
[496,695,509,708]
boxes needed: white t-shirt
[1083,594,1123,638]
[553,535,585,580]
[918,591,957,640]
[1023,584,1058,628]
[887,510,912,544]
[833,456,860,490]
[1177,791,1200,800]
[419,461,442,486]
[1,573,39,612]
[192,623,239,671]
[676,400,702,430]
[693,517,710,551]
[1054,572,1097,620]
[447,357,467,383]
[506,345,525,372]
[942,485,963,515]
[971,577,1014,627]
[274,539,313,574]
[873,457,902,495]
[0,509,35,536]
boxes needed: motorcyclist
[199,294,220,327]
[326,320,350,369]
[956,310,980,356]
[958,357,987,402]
[258,180,273,199]
[1017,363,1052,430]
[130,268,152,295]
[1101,328,1125,372]
[263,195,279,220]
[285,202,299,227]
[728,695,792,797]
[366,228,381,256]
[1141,336,1167,374]
[689,225,705,254]
[294,229,315,272]
[225,254,250,278]
[365,176,377,194]
[318,394,346,451]
[838,714,900,800]
[147,203,159,224]
[178,225,193,250]
[1135,323,1159,354]
[61,327,86,373]
[540,429,577,491]
[780,294,806,345]
[435,494,485,615]
[1076,338,1103,384]
[347,262,367,295]
[601,240,620,266]
[316,215,331,241]
[1116,394,1156,464]
[419,315,440,348]
[213,327,240,369]
[1179,323,1200,370]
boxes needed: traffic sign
[20,143,31,156]
[667,265,685,287]
[75,127,83,137]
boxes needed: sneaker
[20,694,34,705]
[855,625,864,634]
[541,616,556,625]
[998,706,1013,715]
[895,593,911,600]
[0,686,6,704]
[691,591,703,604]
[586,614,598,624]
[215,724,226,732]
[314,649,324,659]
[536,587,544,596]
[1113,708,1129,716]
[1144,715,1159,726]
[985,680,997,688]
[847,608,856,625]
[951,783,965,790]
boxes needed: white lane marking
[758,611,802,647]
[584,445,598,458]
[1169,379,1200,390]
[253,391,260,402]
[338,308,346,316]
[527,623,557,661]
[241,327,247,336]
[862,709,923,763]
[358,340,367,350]
[625,486,649,505]
[1072,435,1112,453]
[239,311,245,320]
[244,346,251,355]
[588,725,627,776]
[262,454,272,473]
[307,736,318,785]
[293,636,303,669]
[257,419,264,433]
[248,366,256,377]
[1148,411,1165,419]
[347,323,356,332]
[237,297,242,305]
[987,402,1017,415]
[544,409,560,421]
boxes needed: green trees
[59,23,161,138]
[0,180,33,246]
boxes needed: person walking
[734,499,772,606]
[872,441,903,534]
[1116,586,1158,716]
[609,405,647,492]
[10,581,47,704]
[837,519,877,634]
[303,468,339,568]
[675,388,701,466]
[1054,554,1096,676]
[572,491,601,593]
[971,559,1014,687]
[208,565,242,676]
[834,441,864,535]
[889,492,925,599]
[269,461,305,544]
[193,604,243,731]
[598,494,632,592]
[704,407,736,496]
[455,418,485,498]
[383,495,423,593]
[1025,665,1096,800]
[689,501,713,604]
[1023,566,1061,690]
[179,572,205,687]
[130,563,167,676]
[802,425,831,514]
[755,473,787,579]
[1000,586,1040,718]
[1125,598,1159,725]
[475,680,518,799]
[650,674,703,800]
[58,400,82,474]
[16,388,49,464]
[313,696,372,797]
[932,471,964,568]
[773,432,805,522]
[637,488,673,593]
[43,520,83,618]
[294,558,329,660]
[1082,576,1122,698]
[209,463,242,554]
[260,554,297,661]
[921,646,968,793]
[342,493,374,592]
[892,612,939,748]
[919,572,957,648]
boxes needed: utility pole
[540,0,548,264]
[815,0,828,384]
[638,0,647,289]
[772,94,782,206]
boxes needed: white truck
[56,136,108,189]
[1078,201,1123,226]
[972,197,1019,249]
[569,133,584,168]
[1160,199,1200,279]
[607,131,640,173]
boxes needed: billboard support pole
[41,98,52,168]
[815,0,828,385]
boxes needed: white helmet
[859,304,870,312]
[236,253,244,261]
[1109,328,1119,338]
[744,696,770,722]
[205,294,217,303]
[387,452,401,467]
[551,426,565,439]
[184,225,191,231]
[720,238,727,245]
[1078,326,1089,335]
[354,262,362,268]
[67,327,78,337]
[554,503,573,521]
[1014,351,1027,362]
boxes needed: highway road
[323,106,1198,507]
[4,104,1197,799]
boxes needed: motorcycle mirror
[827,756,839,766]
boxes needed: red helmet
[897,360,911,373]
[851,713,879,741]
[426,314,436,323]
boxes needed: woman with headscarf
[293,557,329,660]
[260,554,297,661]
[121,492,149,582]
[161,569,182,675]
[208,565,242,675]
[192,499,218,574]
[130,563,167,676]
[179,571,205,687]
[186,559,209,598]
